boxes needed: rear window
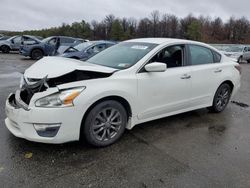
[189,45,214,65]
[213,51,221,62]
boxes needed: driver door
[45,37,58,56]
[136,44,192,121]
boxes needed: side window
[189,45,214,65]
[213,51,221,63]
[61,37,74,44]
[12,36,21,44]
[22,37,37,45]
[149,45,184,68]
[48,38,57,46]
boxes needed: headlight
[35,87,85,107]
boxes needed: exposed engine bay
[10,70,113,109]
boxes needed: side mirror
[145,62,167,72]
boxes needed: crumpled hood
[24,56,117,79]
[61,51,83,58]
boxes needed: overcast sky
[0,0,249,31]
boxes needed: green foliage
[187,20,202,40]
[3,12,250,44]
[111,19,124,40]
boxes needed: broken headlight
[35,87,85,107]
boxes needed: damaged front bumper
[5,92,83,144]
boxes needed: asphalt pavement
[0,53,250,188]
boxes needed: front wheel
[82,100,127,147]
[31,49,43,60]
[208,83,232,113]
[1,45,10,53]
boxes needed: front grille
[20,76,48,105]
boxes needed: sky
[0,0,249,31]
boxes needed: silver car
[0,35,41,53]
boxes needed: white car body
[5,38,241,144]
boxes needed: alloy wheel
[91,107,122,141]
[215,86,230,111]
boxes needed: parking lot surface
[0,53,250,188]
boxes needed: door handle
[214,69,222,73]
[181,74,191,79]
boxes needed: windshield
[74,42,94,51]
[87,42,157,69]
[7,36,17,41]
[41,37,53,43]
[225,46,244,52]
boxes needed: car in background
[5,38,241,147]
[223,45,250,63]
[0,36,10,41]
[20,36,82,60]
[241,46,250,63]
[0,35,22,53]
[76,38,89,43]
[0,35,41,53]
[21,35,42,46]
[61,41,116,60]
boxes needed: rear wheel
[82,100,127,147]
[31,49,43,60]
[247,59,250,64]
[1,45,10,53]
[208,83,232,113]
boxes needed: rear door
[11,36,22,50]
[188,44,224,107]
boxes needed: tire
[247,59,250,64]
[82,100,127,147]
[1,45,10,53]
[238,56,243,63]
[31,49,43,60]
[208,83,232,113]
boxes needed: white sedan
[5,38,241,147]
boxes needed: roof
[93,40,116,44]
[126,38,207,45]
[125,38,220,52]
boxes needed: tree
[150,10,160,37]
[187,20,202,40]
[110,19,124,40]
[5,11,250,44]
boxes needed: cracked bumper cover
[5,93,84,144]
